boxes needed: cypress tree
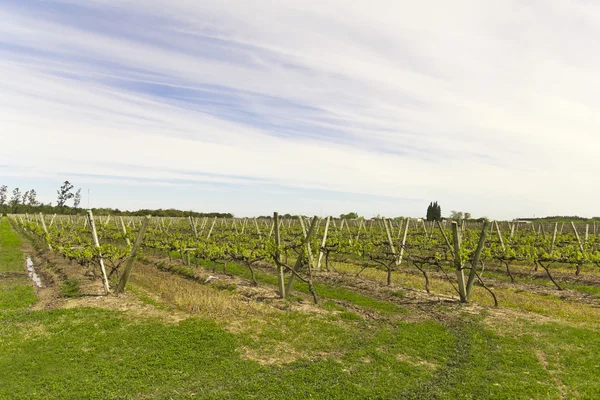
[427,201,442,221]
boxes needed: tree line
[0,182,232,218]
[0,181,81,215]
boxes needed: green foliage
[56,181,74,207]
[339,212,359,219]
[0,185,7,206]
[73,188,82,208]
[426,201,442,222]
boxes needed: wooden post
[316,216,331,270]
[274,212,285,298]
[465,221,489,299]
[119,217,131,246]
[585,224,589,243]
[571,222,586,255]
[346,218,353,245]
[200,217,208,233]
[355,218,364,241]
[396,220,405,240]
[436,220,453,255]
[39,213,53,251]
[298,216,315,268]
[550,223,558,253]
[383,217,396,255]
[397,218,410,266]
[116,216,151,294]
[388,218,395,237]
[254,218,262,237]
[268,221,275,237]
[87,210,110,295]
[188,216,198,238]
[494,220,506,252]
[206,217,217,239]
[286,216,318,294]
[452,222,467,302]
[540,223,546,237]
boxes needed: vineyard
[3,213,600,399]
[11,212,600,304]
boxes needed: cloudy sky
[1,1,599,218]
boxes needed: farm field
[2,214,600,399]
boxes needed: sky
[1,0,599,219]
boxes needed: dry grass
[130,261,267,321]
[332,260,600,325]
[396,353,438,370]
[238,343,305,365]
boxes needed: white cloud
[1,0,599,218]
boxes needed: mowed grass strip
[155,256,405,315]
[0,217,24,273]
[0,217,37,309]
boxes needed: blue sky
[1,0,599,218]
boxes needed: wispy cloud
[1,0,599,217]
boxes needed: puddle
[26,257,43,288]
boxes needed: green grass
[530,322,600,398]
[0,217,36,309]
[0,284,37,309]
[127,284,169,310]
[59,278,80,298]
[0,218,24,273]
[0,307,576,399]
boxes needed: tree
[56,181,74,207]
[434,202,442,220]
[339,212,359,219]
[73,188,82,208]
[27,190,38,206]
[426,201,442,222]
[0,185,7,206]
[10,188,21,211]
[22,190,29,205]
[450,210,464,220]
[464,212,472,220]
